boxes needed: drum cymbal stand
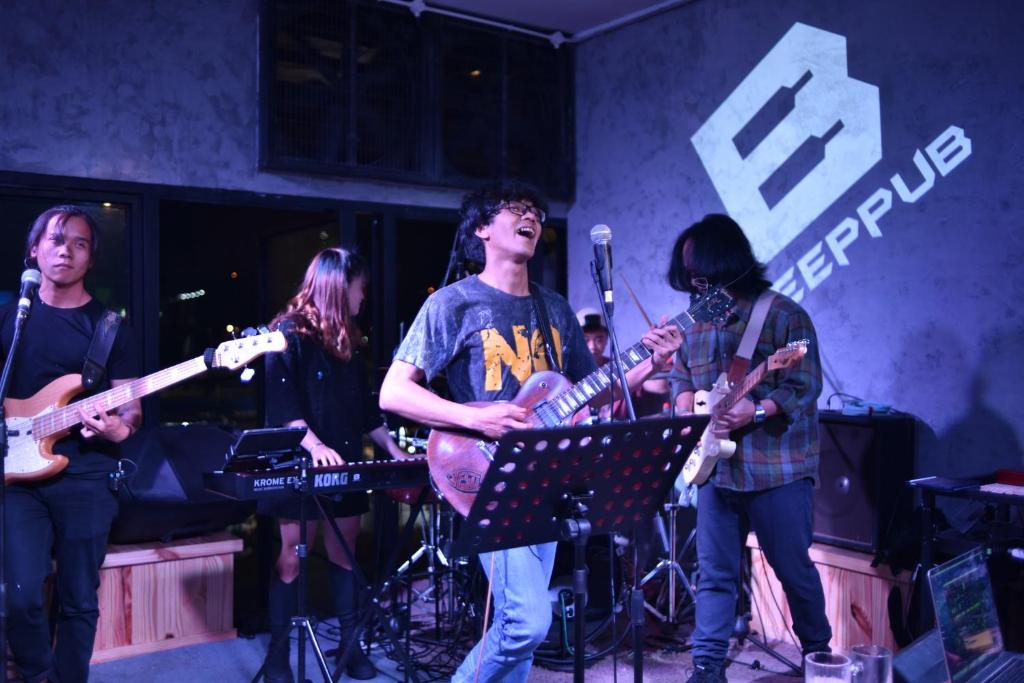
[640,499,697,623]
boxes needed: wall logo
[692,22,972,301]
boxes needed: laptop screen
[928,547,1004,682]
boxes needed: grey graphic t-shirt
[395,276,596,404]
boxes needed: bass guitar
[426,289,734,516]
[678,340,809,487]
[4,331,287,483]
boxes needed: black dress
[260,326,383,519]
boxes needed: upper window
[260,0,574,199]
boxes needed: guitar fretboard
[534,310,698,425]
[32,356,209,439]
[717,361,769,414]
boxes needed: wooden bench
[746,532,910,652]
[91,532,243,663]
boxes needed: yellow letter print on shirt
[481,326,563,391]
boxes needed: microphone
[590,224,614,316]
[16,268,41,320]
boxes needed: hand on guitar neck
[77,396,139,443]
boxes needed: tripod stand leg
[739,631,802,673]
[297,617,334,681]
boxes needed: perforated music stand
[453,415,709,683]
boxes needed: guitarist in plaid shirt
[669,214,831,682]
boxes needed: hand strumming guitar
[471,403,531,440]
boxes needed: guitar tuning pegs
[240,326,259,338]
[240,367,255,383]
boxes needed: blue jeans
[452,542,557,683]
[692,478,831,663]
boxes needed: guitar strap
[529,282,564,374]
[726,291,776,386]
[82,309,122,391]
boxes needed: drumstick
[619,273,655,328]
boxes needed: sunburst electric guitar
[427,288,734,517]
[679,340,809,487]
[3,331,287,483]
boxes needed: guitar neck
[33,356,210,439]
[718,360,769,413]
[543,310,698,422]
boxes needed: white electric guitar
[679,340,809,487]
[3,331,287,483]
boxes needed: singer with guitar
[669,214,831,683]
[380,181,681,683]
[1,206,141,683]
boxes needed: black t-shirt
[264,327,384,462]
[394,276,596,403]
[0,297,141,476]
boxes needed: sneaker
[686,658,727,683]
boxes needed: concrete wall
[0,0,461,207]
[571,0,1024,476]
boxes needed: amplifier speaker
[813,412,917,561]
[109,424,255,544]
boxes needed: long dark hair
[25,205,100,266]
[668,214,771,297]
[457,180,548,266]
[270,247,366,361]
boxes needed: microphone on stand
[16,269,41,321]
[590,224,614,317]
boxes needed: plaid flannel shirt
[671,292,822,492]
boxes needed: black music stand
[453,416,709,683]
[224,426,308,473]
[237,427,336,683]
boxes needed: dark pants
[4,474,119,683]
[692,478,832,663]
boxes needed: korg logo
[314,472,350,489]
[692,22,972,301]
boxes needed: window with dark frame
[260,0,574,199]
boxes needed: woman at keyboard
[261,247,405,682]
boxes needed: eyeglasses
[498,201,546,224]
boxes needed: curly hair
[270,247,367,361]
[457,180,548,266]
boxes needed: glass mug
[850,644,893,683]
[805,652,852,682]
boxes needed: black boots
[264,576,296,683]
[328,564,376,680]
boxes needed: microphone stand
[590,261,636,423]
[589,260,644,680]
[0,301,34,678]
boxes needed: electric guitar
[426,288,734,516]
[3,331,287,483]
[678,340,809,487]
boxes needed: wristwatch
[753,402,767,424]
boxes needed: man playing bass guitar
[380,181,680,683]
[1,206,141,683]
[669,214,832,683]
